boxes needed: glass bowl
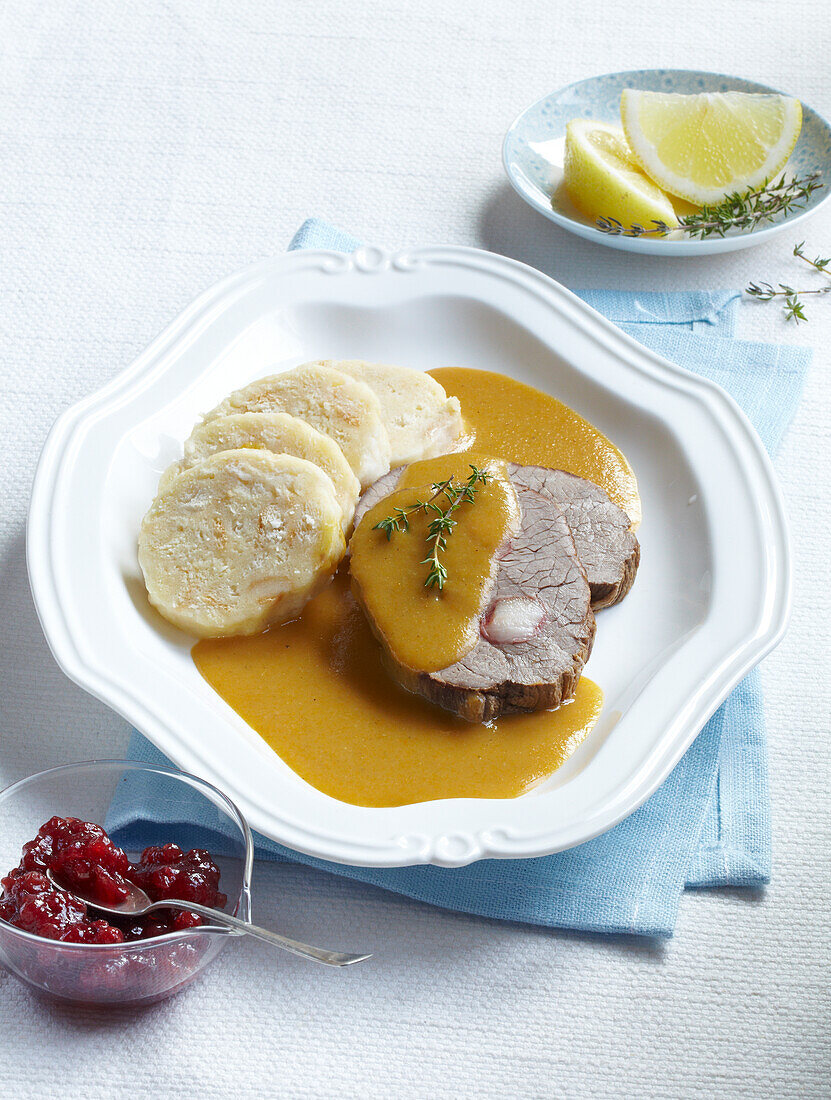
[0,760,253,1006]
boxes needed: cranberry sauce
[0,817,226,943]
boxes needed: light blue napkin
[110,220,811,937]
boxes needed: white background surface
[0,2,829,1097]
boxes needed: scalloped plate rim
[26,245,791,867]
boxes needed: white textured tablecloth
[1,2,829,1097]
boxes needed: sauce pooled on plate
[193,367,639,807]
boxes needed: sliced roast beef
[509,465,639,609]
[351,478,596,723]
[353,462,639,610]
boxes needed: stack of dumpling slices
[139,360,465,637]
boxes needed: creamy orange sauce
[350,454,519,673]
[430,367,641,526]
[194,367,638,807]
[194,574,604,806]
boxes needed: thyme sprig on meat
[373,465,490,590]
[597,173,823,239]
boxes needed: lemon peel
[563,119,678,230]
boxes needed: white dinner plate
[27,245,790,867]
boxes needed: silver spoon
[46,868,371,967]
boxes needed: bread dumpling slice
[160,412,360,529]
[139,450,345,638]
[313,359,466,467]
[206,364,390,488]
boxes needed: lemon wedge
[563,119,679,230]
[620,90,803,205]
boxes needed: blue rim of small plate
[502,68,831,254]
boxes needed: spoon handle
[147,900,371,967]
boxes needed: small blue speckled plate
[503,69,831,255]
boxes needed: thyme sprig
[793,240,831,276]
[597,173,823,239]
[373,465,490,590]
[745,241,831,323]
